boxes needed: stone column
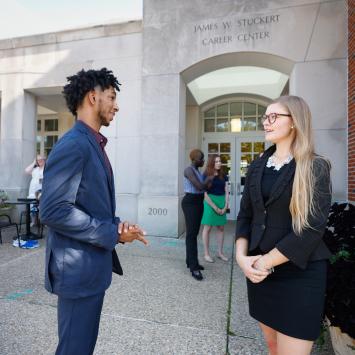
[137,74,186,237]
[185,105,201,167]
[289,59,347,201]
[0,76,37,199]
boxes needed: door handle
[237,183,241,195]
[229,182,234,195]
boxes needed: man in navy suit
[40,68,148,355]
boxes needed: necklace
[266,153,293,171]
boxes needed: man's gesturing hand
[117,222,148,245]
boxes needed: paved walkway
[0,222,334,354]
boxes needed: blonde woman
[235,96,332,355]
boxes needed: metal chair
[19,210,26,233]
[0,214,21,246]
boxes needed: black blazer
[235,145,332,269]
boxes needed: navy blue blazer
[236,145,332,270]
[40,121,122,299]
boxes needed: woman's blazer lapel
[248,145,296,208]
[248,146,274,211]
[265,159,295,207]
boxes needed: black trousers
[181,193,204,271]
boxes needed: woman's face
[214,157,222,170]
[263,103,294,144]
[37,156,46,167]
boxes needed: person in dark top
[201,155,229,263]
[235,95,332,355]
[182,149,213,281]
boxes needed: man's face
[96,86,119,127]
[196,153,205,167]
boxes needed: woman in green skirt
[201,155,229,262]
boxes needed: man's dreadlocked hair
[62,68,121,116]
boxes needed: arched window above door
[203,98,268,133]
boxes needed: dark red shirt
[80,121,113,179]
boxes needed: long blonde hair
[273,96,329,234]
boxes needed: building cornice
[0,20,142,51]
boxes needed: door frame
[202,132,267,220]
[200,96,271,220]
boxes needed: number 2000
[148,208,167,216]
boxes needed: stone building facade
[0,0,348,236]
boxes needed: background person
[201,155,229,263]
[25,155,46,226]
[235,95,332,355]
[182,149,213,281]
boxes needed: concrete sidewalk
[0,223,334,354]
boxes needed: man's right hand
[117,222,148,245]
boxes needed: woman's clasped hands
[236,254,270,284]
[214,204,228,215]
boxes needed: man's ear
[88,90,96,105]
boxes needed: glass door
[202,135,267,220]
[235,137,266,217]
[202,136,236,220]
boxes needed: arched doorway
[182,53,292,220]
[200,96,271,219]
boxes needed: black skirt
[247,259,327,341]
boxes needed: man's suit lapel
[75,122,115,211]
[85,135,120,274]
[87,134,116,214]
[86,133,113,186]
[73,122,122,276]
[110,173,116,215]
